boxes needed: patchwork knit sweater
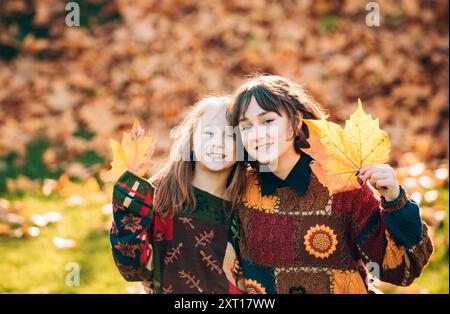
[236,166,434,294]
[110,171,245,294]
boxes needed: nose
[251,125,269,144]
[210,132,225,148]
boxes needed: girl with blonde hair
[110,96,245,294]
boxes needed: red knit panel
[332,185,381,238]
[331,189,355,215]
[358,215,387,265]
[351,185,381,237]
[139,236,152,265]
[153,212,174,241]
[249,211,299,267]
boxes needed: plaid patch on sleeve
[113,171,155,218]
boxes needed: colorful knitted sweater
[236,154,434,294]
[110,171,245,294]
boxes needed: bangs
[231,85,284,125]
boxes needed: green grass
[410,187,449,294]
[383,187,449,294]
[0,188,448,293]
[0,192,141,294]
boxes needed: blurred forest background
[0,0,448,293]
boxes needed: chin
[254,152,278,166]
[200,160,233,172]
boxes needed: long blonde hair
[150,96,246,217]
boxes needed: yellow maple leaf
[301,99,391,194]
[103,119,156,182]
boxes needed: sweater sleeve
[348,184,434,286]
[110,170,155,283]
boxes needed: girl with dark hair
[227,74,433,294]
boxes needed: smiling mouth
[255,143,273,151]
[206,152,227,159]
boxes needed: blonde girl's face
[192,106,236,171]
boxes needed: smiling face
[238,96,302,166]
[192,106,236,171]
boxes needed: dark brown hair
[226,74,328,204]
[227,74,328,153]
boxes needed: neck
[268,148,301,180]
[192,163,231,200]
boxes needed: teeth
[256,143,272,150]
[208,153,225,158]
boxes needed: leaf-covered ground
[1,0,448,187]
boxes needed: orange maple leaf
[302,99,391,194]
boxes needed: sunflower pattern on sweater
[110,171,245,294]
[236,170,434,294]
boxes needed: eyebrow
[202,124,231,130]
[239,111,272,122]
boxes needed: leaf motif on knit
[178,270,203,293]
[111,221,119,235]
[194,230,215,247]
[121,213,143,233]
[164,242,183,265]
[199,250,223,274]
[116,263,142,281]
[178,217,195,229]
[162,284,174,294]
[114,242,139,258]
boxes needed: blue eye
[241,125,251,131]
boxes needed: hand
[141,279,153,294]
[358,164,400,201]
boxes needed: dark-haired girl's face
[238,96,300,168]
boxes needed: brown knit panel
[294,214,355,270]
[158,218,229,293]
[273,174,331,215]
[275,268,332,294]
[237,204,254,261]
[406,223,435,279]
